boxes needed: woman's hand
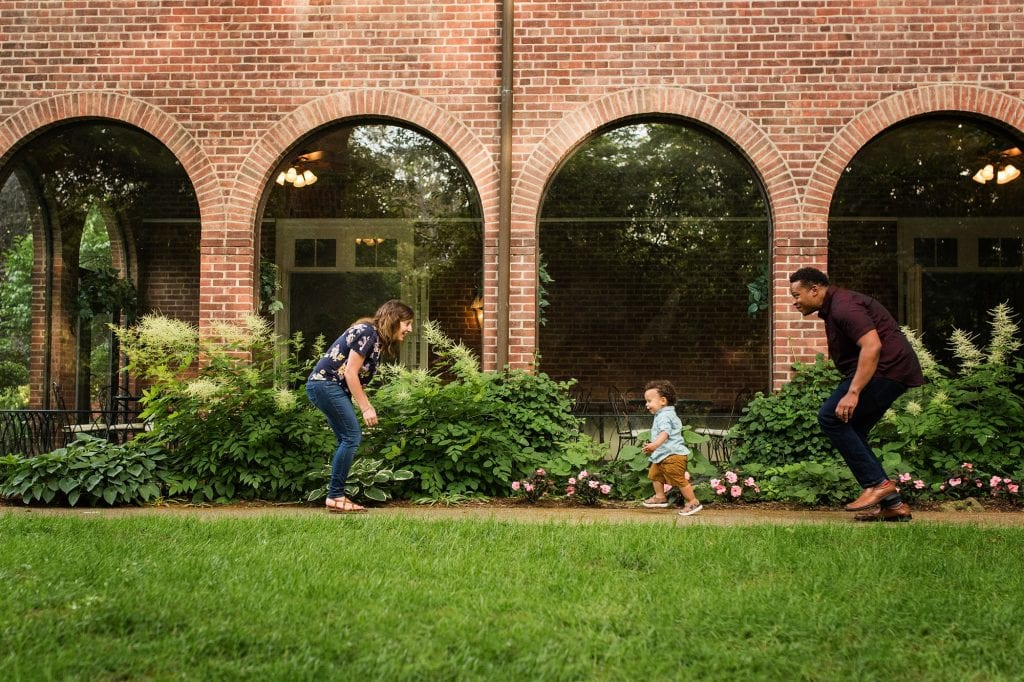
[362,405,378,427]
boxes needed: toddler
[640,380,703,516]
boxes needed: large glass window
[830,116,1024,363]
[0,121,199,409]
[539,120,771,414]
[260,122,483,367]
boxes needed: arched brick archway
[781,85,1024,384]
[0,92,222,225]
[511,87,800,384]
[0,92,220,406]
[232,89,497,350]
[806,84,1024,224]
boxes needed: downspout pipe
[496,0,513,370]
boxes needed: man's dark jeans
[818,376,908,489]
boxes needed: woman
[306,299,415,513]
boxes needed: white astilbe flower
[422,319,480,379]
[930,389,949,407]
[904,400,922,416]
[902,326,943,382]
[949,328,984,371]
[184,378,223,403]
[116,314,199,376]
[986,303,1021,365]
[273,387,297,412]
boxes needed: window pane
[294,239,315,267]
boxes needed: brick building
[1,1,1022,411]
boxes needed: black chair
[607,388,642,457]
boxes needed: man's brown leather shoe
[853,502,913,522]
[844,480,898,511]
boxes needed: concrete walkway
[4,501,1024,527]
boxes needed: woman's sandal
[325,497,368,514]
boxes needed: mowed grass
[2,513,1023,681]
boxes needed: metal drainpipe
[496,0,513,370]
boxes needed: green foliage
[0,233,32,401]
[751,458,858,506]
[115,314,332,503]
[730,354,841,467]
[306,457,413,504]
[259,258,283,315]
[874,304,1024,480]
[0,435,165,506]
[365,321,603,497]
[77,265,138,323]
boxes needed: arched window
[0,121,199,409]
[259,121,483,367]
[539,120,771,415]
[829,116,1024,364]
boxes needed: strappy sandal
[642,496,670,508]
[325,497,367,514]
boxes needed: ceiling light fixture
[972,147,1022,185]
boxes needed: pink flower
[1009,484,1020,494]
[710,478,721,487]
[568,477,576,485]
[524,483,534,492]
[914,480,925,489]
[714,485,727,495]
[579,470,589,480]
[588,480,599,489]
[963,462,974,471]
[600,484,611,495]
[511,481,521,491]
[730,485,742,498]
[725,471,739,484]
[949,478,962,487]
[990,476,1003,487]
[744,477,756,487]
[536,468,546,476]
[899,472,912,483]
[566,486,576,496]
[976,481,983,488]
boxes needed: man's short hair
[789,267,829,287]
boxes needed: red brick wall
[2,1,1024,395]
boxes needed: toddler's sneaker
[678,502,703,517]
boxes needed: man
[789,267,924,522]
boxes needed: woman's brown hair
[371,299,414,355]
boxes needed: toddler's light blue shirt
[649,405,690,463]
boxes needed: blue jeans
[818,376,907,489]
[306,381,361,499]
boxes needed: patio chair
[607,388,642,458]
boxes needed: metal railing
[0,409,148,456]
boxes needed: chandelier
[972,147,1021,185]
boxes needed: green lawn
[2,513,1023,681]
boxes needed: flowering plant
[708,470,760,503]
[987,475,1022,505]
[565,469,612,506]
[893,471,928,503]
[938,462,987,500]
[511,468,553,504]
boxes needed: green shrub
[364,322,604,497]
[750,458,858,506]
[0,435,165,506]
[874,303,1024,480]
[116,315,334,503]
[730,354,841,467]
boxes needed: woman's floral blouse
[307,322,382,396]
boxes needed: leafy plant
[0,435,164,506]
[754,458,858,506]
[77,265,138,323]
[365,321,603,497]
[730,354,841,467]
[306,457,414,504]
[115,314,332,503]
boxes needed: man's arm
[836,329,881,422]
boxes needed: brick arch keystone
[806,84,1024,221]
[0,91,223,228]
[232,91,497,229]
